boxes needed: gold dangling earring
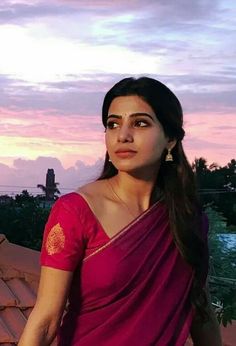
[165,148,173,162]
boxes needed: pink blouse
[40,192,111,271]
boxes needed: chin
[113,162,148,174]
[113,166,134,173]
[113,159,160,176]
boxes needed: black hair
[98,76,209,321]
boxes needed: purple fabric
[56,197,203,346]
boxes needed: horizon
[0,155,234,197]
[0,0,235,195]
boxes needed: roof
[0,233,235,345]
[0,234,40,345]
[0,234,58,345]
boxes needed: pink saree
[40,193,208,346]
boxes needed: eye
[134,120,149,127]
[106,121,119,129]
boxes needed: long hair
[98,76,209,321]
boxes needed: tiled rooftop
[0,234,40,345]
[0,233,235,345]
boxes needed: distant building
[37,169,60,201]
[46,169,56,200]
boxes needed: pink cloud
[184,112,236,166]
[0,107,104,142]
[0,106,106,167]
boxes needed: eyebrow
[107,112,154,121]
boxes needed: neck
[109,168,160,212]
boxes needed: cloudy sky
[0,0,235,195]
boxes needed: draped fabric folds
[40,193,208,346]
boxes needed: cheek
[143,132,167,151]
[147,140,167,160]
[105,134,108,147]
[105,133,113,149]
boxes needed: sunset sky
[0,0,235,195]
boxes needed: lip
[115,149,137,153]
[115,150,137,158]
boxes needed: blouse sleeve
[40,196,86,271]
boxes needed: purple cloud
[0,156,104,196]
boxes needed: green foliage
[217,286,236,327]
[204,204,236,325]
[193,158,236,227]
[0,190,50,250]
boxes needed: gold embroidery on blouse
[45,223,65,255]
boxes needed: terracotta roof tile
[20,308,33,319]
[0,235,40,276]
[222,321,236,346]
[0,234,40,345]
[0,308,27,342]
[0,316,15,344]
[0,235,6,244]
[0,279,17,307]
[6,278,36,308]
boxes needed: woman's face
[105,95,175,174]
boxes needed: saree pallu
[54,196,203,346]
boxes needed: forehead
[108,95,155,116]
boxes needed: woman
[19,77,222,345]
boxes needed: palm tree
[192,157,210,189]
[37,182,60,200]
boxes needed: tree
[204,204,236,325]
[193,157,236,227]
[192,157,208,176]
[15,189,35,204]
[37,182,60,200]
[0,191,50,250]
[192,157,211,189]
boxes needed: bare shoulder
[76,180,106,197]
[76,180,109,207]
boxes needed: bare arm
[190,284,222,346]
[18,266,73,346]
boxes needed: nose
[117,124,134,143]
